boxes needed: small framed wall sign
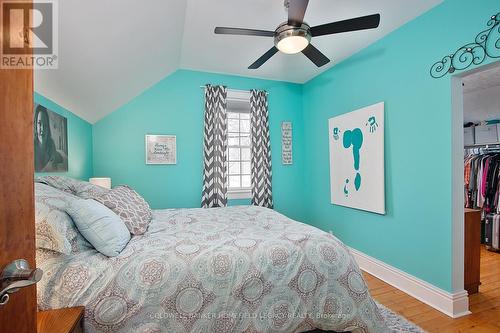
[281,121,293,165]
[145,135,176,165]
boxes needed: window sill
[228,189,252,200]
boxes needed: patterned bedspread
[37,206,387,332]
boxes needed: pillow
[35,183,90,254]
[94,185,152,235]
[65,198,131,257]
[35,176,109,199]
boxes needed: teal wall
[34,93,93,180]
[302,0,499,292]
[93,70,306,220]
[36,0,500,293]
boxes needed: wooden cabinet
[37,307,84,333]
[464,208,481,295]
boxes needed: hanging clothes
[464,151,500,213]
[465,149,500,253]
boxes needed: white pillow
[65,198,130,257]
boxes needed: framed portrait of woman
[34,104,68,172]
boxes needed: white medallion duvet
[37,206,388,333]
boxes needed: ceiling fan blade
[311,14,380,37]
[302,44,330,67]
[248,46,279,69]
[214,27,275,37]
[288,0,309,26]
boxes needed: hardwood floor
[363,246,500,332]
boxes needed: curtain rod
[199,86,268,95]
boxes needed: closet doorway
[452,61,500,310]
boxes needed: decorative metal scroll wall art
[430,13,499,78]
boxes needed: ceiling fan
[214,0,380,69]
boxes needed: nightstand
[37,306,84,333]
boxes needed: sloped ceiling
[35,0,187,123]
[35,0,441,123]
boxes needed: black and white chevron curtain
[250,90,273,208]
[201,85,228,208]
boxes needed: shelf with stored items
[464,122,500,147]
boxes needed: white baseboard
[349,247,471,318]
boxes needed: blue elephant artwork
[328,102,385,214]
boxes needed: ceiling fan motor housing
[274,22,312,52]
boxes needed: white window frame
[226,89,252,200]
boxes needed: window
[226,90,252,199]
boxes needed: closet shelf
[465,143,500,149]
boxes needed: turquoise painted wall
[37,0,500,293]
[93,70,306,220]
[34,93,93,180]
[302,0,499,292]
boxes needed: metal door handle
[0,259,43,307]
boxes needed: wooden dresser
[37,307,84,333]
[464,208,481,295]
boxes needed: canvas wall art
[34,104,68,172]
[145,135,177,164]
[328,102,385,214]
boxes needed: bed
[35,181,388,333]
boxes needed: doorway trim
[451,61,500,313]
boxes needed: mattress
[37,206,388,332]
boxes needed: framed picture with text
[145,135,176,165]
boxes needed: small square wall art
[328,102,385,214]
[145,135,176,165]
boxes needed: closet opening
[452,61,500,313]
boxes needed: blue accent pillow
[65,198,131,257]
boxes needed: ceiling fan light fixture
[274,22,311,54]
[277,36,309,54]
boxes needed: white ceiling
[181,0,441,83]
[463,65,500,94]
[463,65,500,123]
[35,0,442,123]
[35,0,187,123]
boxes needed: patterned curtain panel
[201,85,228,208]
[250,90,273,208]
